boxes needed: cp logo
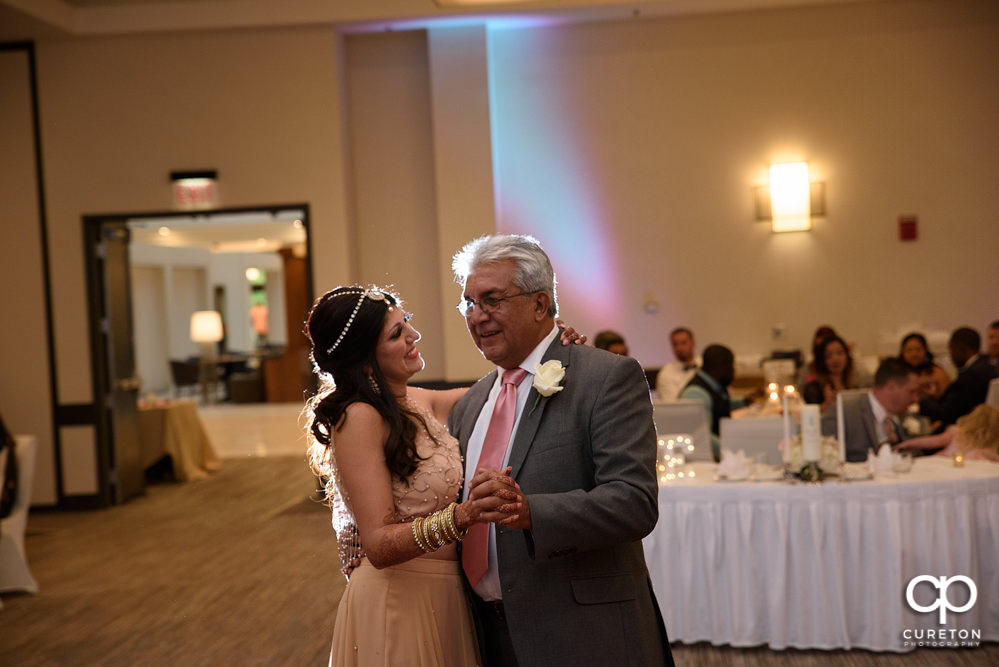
[906,575,977,624]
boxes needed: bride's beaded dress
[328,399,479,666]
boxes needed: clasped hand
[458,467,531,531]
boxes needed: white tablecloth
[643,458,999,651]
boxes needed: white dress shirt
[656,355,702,401]
[462,325,558,601]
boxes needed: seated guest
[593,330,629,356]
[679,344,749,462]
[920,327,999,428]
[795,325,838,388]
[802,335,856,410]
[988,320,999,367]
[896,404,999,462]
[656,326,701,400]
[899,332,951,399]
[820,358,920,462]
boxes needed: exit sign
[170,170,217,209]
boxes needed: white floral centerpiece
[784,434,841,480]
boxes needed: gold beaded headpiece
[325,288,388,355]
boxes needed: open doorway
[124,207,313,404]
[83,204,315,505]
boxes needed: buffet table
[138,400,221,481]
[643,458,999,651]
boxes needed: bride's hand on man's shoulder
[556,319,587,346]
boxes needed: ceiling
[0,0,878,43]
[127,210,307,254]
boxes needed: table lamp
[190,310,223,404]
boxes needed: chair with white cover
[0,435,40,599]
[652,400,713,462]
[719,416,786,464]
[987,378,999,412]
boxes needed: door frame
[81,203,313,507]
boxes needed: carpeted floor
[1,455,994,666]
[0,456,343,666]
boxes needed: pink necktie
[462,367,528,588]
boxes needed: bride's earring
[368,374,381,395]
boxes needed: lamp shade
[190,310,224,343]
[769,162,811,232]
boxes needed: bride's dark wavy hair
[304,286,429,485]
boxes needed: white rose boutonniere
[530,360,565,414]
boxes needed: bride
[305,285,581,665]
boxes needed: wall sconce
[754,162,825,232]
[190,310,224,404]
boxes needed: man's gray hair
[452,234,559,318]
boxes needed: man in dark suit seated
[919,327,999,429]
[821,357,920,461]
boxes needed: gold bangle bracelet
[442,503,458,542]
[412,516,432,553]
[429,510,445,550]
[448,503,464,541]
[450,502,469,540]
[421,513,440,552]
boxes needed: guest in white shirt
[656,327,701,400]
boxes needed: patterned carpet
[1,455,994,666]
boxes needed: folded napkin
[868,443,895,475]
[718,448,752,479]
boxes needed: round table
[643,457,999,651]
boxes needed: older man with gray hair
[449,234,673,667]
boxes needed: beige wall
[0,49,56,504]
[4,0,998,505]
[343,30,448,379]
[37,26,351,406]
[16,27,352,502]
[486,0,999,367]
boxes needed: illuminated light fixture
[754,162,825,232]
[245,267,261,282]
[190,310,224,404]
[157,226,171,237]
[170,169,217,209]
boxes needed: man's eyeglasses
[456,292,533,317]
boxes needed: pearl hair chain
[326,289,387,355]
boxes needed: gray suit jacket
[820,392,903,462]
[449,338,672,666]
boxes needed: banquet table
[138,400,221,481]
[643,458,999,651]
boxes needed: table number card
[801,404,821,462]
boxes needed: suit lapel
[507,338,572,478]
